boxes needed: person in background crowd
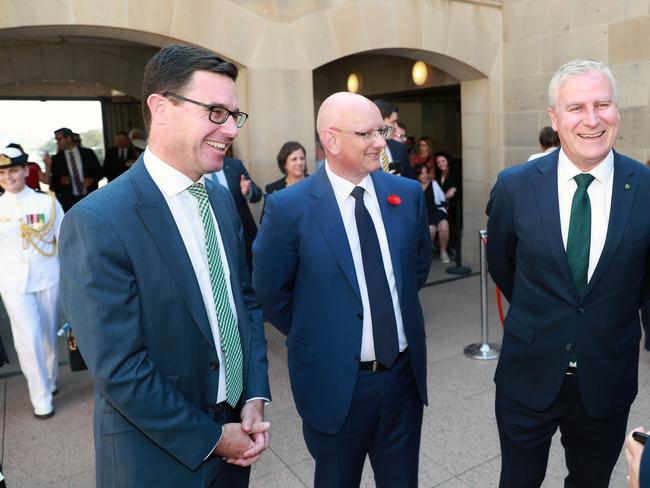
[130,138,147,159]
[392,122,407,144]
[487,58,650,487]
[315,132,326,171]
[206,157,262,274]
[625,427,650,488]
[373,99,415,179]
[528,126,560,161]
[58,44,270,487]
[414,163,450,263]
[254,91,431,487]
[264,141,307,195]
[435,150,461,257]
[410,136,436,172]
[49,127,102,211]
[0,146,64,419]
[406,135,416,155]
[103,130,138,182]
[128,128,146,142]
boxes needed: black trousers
[496,375,629,488]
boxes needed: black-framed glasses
[329,126,393,143]
[163,92,248,128]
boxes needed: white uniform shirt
[0,187,64,293]
[325,161,406,361]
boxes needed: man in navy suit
[487,59,650,487]
[373,99,415,179]
[59,44,270,487]
[207,157,262,273]
[253,92,431,487]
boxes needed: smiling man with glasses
[59,44,271,488]
[254,92,432,487]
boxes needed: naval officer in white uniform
[0,146,64,418]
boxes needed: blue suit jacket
[253,166,431,434]
[59,159,270,487]
[641,441,650,487]
[486,150,650,418]
[387,139,415,180]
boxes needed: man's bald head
[316,92,386,184]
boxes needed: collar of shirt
[143,147,206,197]
[557,147,614,185]
[1,186,32,202]
[325,160,375,206]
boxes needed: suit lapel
[310,168,362,301]
[531,155,580,300]
[584,152,637,297]
[130,160,217,352]
[371,172,403,295]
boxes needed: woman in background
[414,163,450,263]
[265,141,308,195]
[409,136,435,172]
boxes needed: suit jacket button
[565,343,573,351]
[206,405,215,413]
[209,362,219,371]
[578,308,585,314]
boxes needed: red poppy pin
[387,194,401,206]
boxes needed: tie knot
[574,173,595,188]
[187,182,208,201]
[351,186,365,201]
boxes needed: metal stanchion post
[464,229,500,360]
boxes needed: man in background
[373,99,415,179]
[103,130,137,182]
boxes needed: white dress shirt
[557,147,614,282]
[144,148,237,404]
[325,161,406,361]
[0,187,64,293]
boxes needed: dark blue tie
[351,186,399,368]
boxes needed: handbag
[67,330,88,372]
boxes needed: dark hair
[54,127,74,138]
[413,163,428,177]
[417,137,434,156]
[434,150,451,162]
[141,44,238,130]
[396,121,406,131]
[276,141,306,175]
[373,99,398,120]
[116,130,129,138]
[538,126,560,150]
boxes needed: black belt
[358,349,407,372]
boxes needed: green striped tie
[187,182,243,408]
[566,173,595,297]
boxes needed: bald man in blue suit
[254,92,431,487]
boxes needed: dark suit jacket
[50,147,102,211]
[103,146,138,182]
[59,159,270,487]
[486,150,650,419]
[207,158,262,272]
[641,441,650,487]
[253,166,431,434]
[264,177,287,195]
[386,139,415,180]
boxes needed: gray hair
[548,59,618,109]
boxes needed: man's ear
[320,130,340,157]
[547,107,558,132]
[148,94,168,126]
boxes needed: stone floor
[0,261,647,487]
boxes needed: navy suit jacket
[51,147,102,211]
[253,166,431,434]
[59,158,270,487]
[641,441,650,487]
[387,139,415,180]
[487,150,650,419]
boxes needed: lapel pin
[387,194,401,206]
[625,183,631,190]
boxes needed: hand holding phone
[633,431,648,445]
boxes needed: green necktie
[566,173,595,296]
[187,182,243,408]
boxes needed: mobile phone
[388,162,402,174]
[633,431,649,445]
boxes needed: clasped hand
[212,400,269,467]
